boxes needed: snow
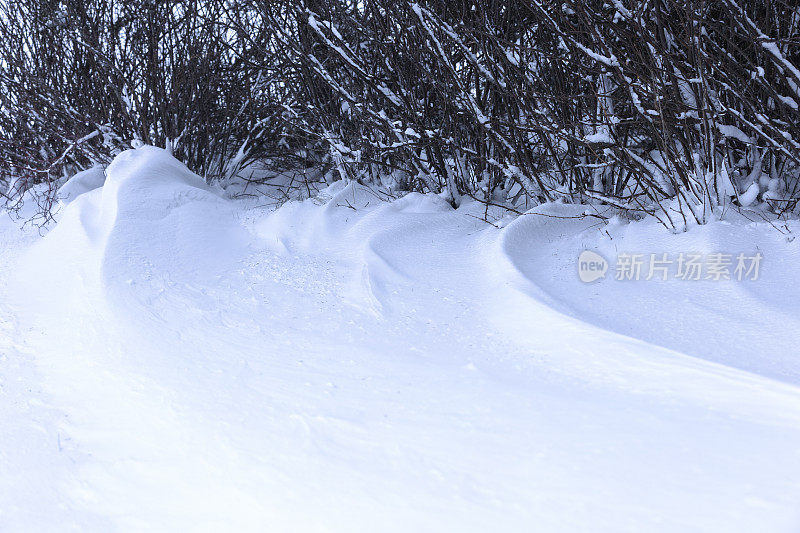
[583,131,614,145]
[56,165,106,205]
[739,181,761,207]
[2,147,800,531]
[716,123,752,144]
[572,42,621,68]
[761,41,800,99]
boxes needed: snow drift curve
[12,146,251,323]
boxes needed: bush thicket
[2,0,800,228]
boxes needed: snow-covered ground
[2,146,800,531]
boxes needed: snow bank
[5,158,800,531]
[261,186,800,393]
[13,145,251,321]
[57,165,106,205]
[263,177,800,385]
[249,185,800,529]
[257,181,461,313]
[491,205,800,385]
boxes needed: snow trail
[2,147,800,531]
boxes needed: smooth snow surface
[57,165,106,205]
[2,147,800,532]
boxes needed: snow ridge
[3,147,800,531]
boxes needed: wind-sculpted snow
[261,184,800,420]
[4,153,800,530]
[262,182,800,387]
[14,146,251,324]
[57,165,106,205]
[258,182,458,314]
[494,203,800,385]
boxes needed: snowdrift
[12,146,251,323]
[260,182,800,390]
[22,147,795,389]
[494,205,800,385]
[13,150,800,411]
[57,165,106,205]
[4,148,800,531]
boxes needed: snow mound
[5,173,800,530]
[490,203,800,385]
[57,165,106,205]
[387,192,452,214]
[257,181,466,313]
[13,145,251,321]
[260,186,800,392]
